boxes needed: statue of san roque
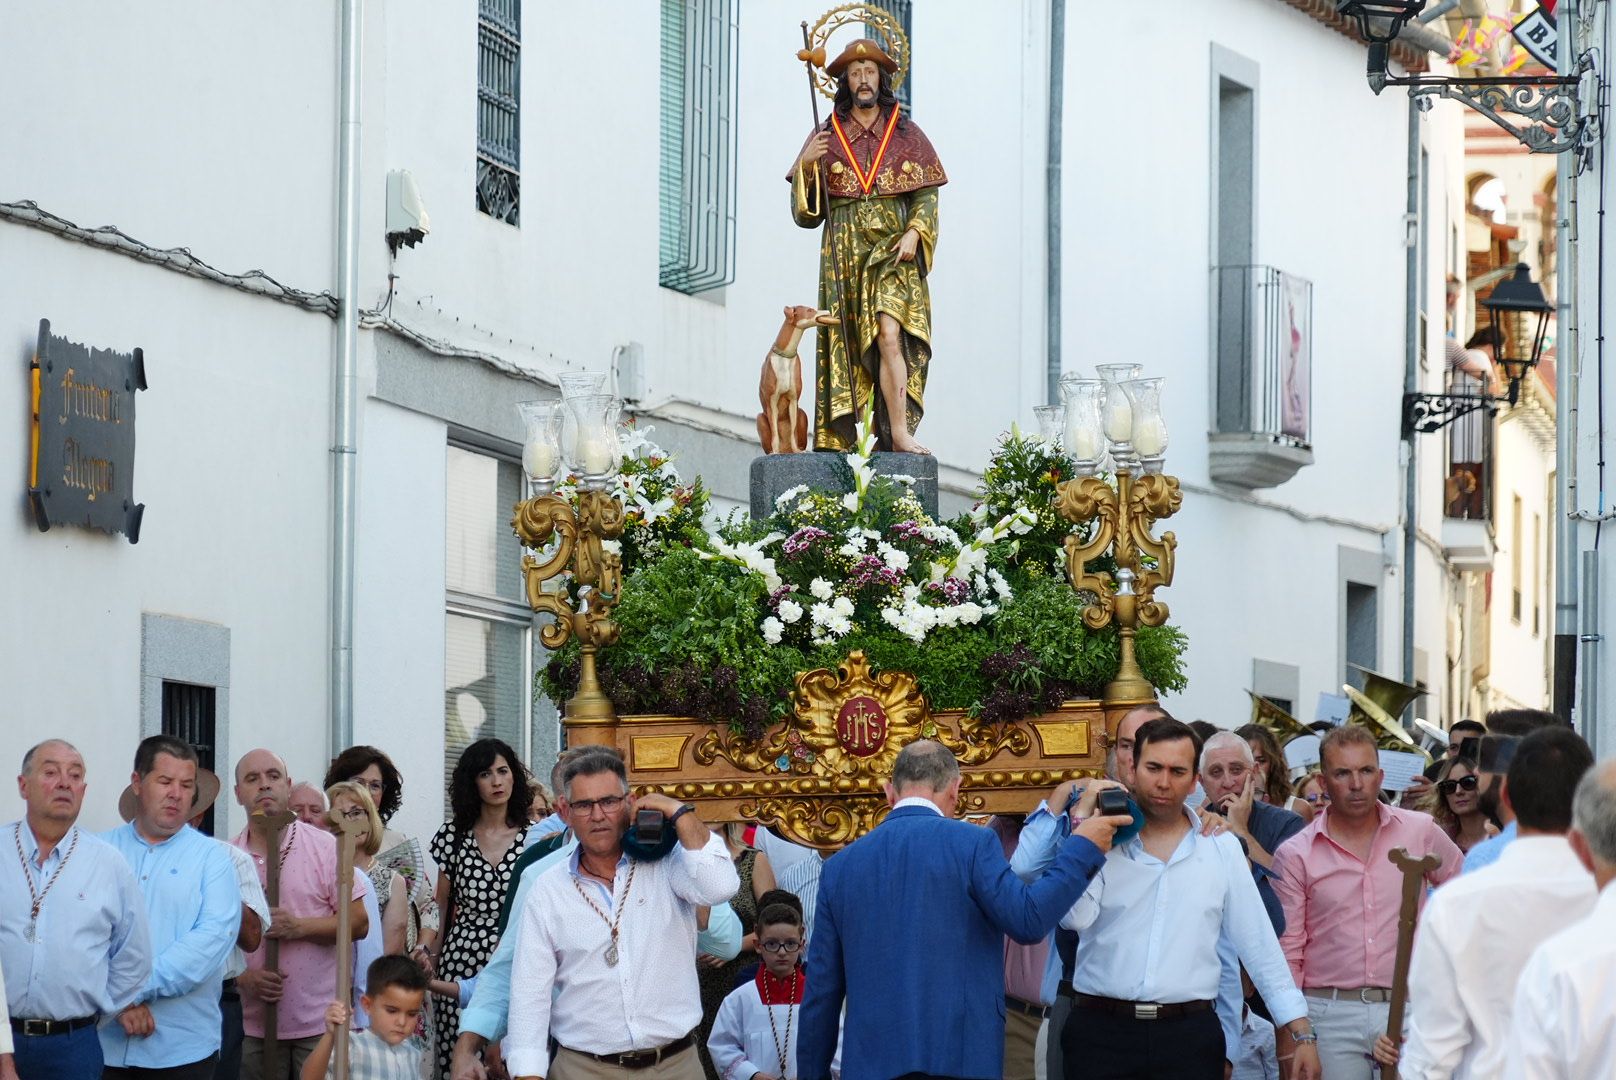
[789,38,945,454]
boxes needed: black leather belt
[557,1032,696,1069]
[1006,994,1050,1019]
[1057,982,1078,1001]
[1072,992,1215,1021]
[11,1015,98,1037]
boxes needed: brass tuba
[1342,665,1430,761]
[1245,691,1313,749]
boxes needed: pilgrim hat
[118,767,223,824]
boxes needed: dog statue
[757,305,834,454]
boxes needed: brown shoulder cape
[786,109,947,199]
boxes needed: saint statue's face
[845,59,881,107]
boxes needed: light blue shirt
[1063,810,1306,1060]
[99,823,240,1069]
[2,822,151,1022]
[527,814,567,841]
[353,871,383,1031]
[457,839,742,1043]
[1462,819,1517,873]
[1009,800,1069,1005]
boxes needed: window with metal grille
[865,0,912,112]
[659,0,739,294]
[161,681,217,835]
[477,0,521,226]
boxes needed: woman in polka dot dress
[426,737,533,1078]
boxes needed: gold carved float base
[567,651,1154,850]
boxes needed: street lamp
[1056,372,1181,704]
[512,391,627,727]
[1482,263,1554,407]
[1339,0,1589,155]
[1335,0,1426,44]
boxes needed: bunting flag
[1513,3,1560,69]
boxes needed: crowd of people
[3,705,1613,1080]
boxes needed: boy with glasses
[709,900,839,1079]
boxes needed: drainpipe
[330,0,363,758]
[1402,97,1420,702]
[1045,0,1064,406]
[1553,0,1579,723]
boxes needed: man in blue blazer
[798,739,1133,1080]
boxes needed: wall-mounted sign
[28,319,147,543]
[1513,4,1559,71]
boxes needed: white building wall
[0,0,1490,837]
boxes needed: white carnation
[761,617,784,644]
[778,598,804,624]
[810,578,835,601]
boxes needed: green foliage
[535,422,1191,729]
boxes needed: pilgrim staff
[329,813,366,1080]
[252,808,297,1079]
[1383,848,1441,1080]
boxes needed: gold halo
[808,3,910,101]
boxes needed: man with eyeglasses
[1011,703,1169,1080]
[505,748,738,1079]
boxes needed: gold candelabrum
[1055,468,1182,703]
[512,487,626,724]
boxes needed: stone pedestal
[750,451,939,520]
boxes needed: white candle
[1132,415,1169,456]
[523,440,558,480]
[1066,419,1103,462]
[577,433,614,475]
[1103,394,1133,443]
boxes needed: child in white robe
[707,901,840,1080]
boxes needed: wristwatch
[669,802,697,825]
[1290,1026,1318,1045]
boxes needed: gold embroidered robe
[789,110,946,451]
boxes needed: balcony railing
[1209,265,1315,488]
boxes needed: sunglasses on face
[759,939,803,955]
[1438,775,1480,795]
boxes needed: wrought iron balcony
[1209,265,1316,489]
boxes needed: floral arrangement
[539,406,1187,737]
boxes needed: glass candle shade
[1123,377,1168,472]
[1059,378,1105,474]
[565,393,623,488]
[1096,364,1142,442]
[516,399,564,493]
[1033,404,1066,448]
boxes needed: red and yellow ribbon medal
[831,107,901,196]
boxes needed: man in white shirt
[1062,718,1322,1080]
[1506,758,1616,1079]
[506,748,738,1079]
[1389,726,1595,1078]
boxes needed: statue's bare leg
[877,313,929,455]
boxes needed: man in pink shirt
[229,750,368,1080]
[1271,726,1462,1080]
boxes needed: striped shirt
[334,1029,424,1080]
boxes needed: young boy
[708,901,840,1080]
[302,954,428,1080]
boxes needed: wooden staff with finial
[1383,847,1442,1080]
[330,813,367,1080]
[251,808,297,1079]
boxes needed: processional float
[509,6,1190,849]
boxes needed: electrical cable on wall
[0,199,340,316]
